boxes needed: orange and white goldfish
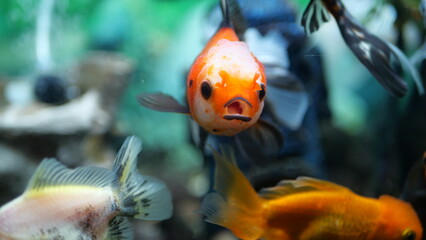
[138,0,267,136]
[301,0,424,98]
[201,149,423,240]
[0,136,172,240]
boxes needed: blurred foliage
[0,0,215,75]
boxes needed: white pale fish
[0,136,172,240]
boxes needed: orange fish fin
[200,148,265,239]
[291,177,353,192]
[259,177,352,199]
[210,147,261,208]
[201,192,263,240]
[137,92,189,114]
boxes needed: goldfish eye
[402,229,416,240]
[258,83,266,101]
[201,81,212,100]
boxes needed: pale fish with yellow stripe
[0,136,173,240]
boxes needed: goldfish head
[187,39,266,136]
[372,195,422,240]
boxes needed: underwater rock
[4,79,34,106]
[75,51,134,111]
[0,51,134,136]
[0,91,107,135]
[34,74,67,105]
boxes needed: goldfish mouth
[223,115,252,122]
[223,97,253,122]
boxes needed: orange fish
[138,0,267,136]
[201,149,423,240]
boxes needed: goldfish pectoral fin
[189,119,210,152]
[25,158,115,194]
[301,0,330,35]
[106,217,133,240]
[200,192,264,240]
[266,74,309,130]
[113,136,173,221]
[235,119,284,157]
[137,92,190,114]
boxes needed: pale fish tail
[200,148,265,240]
[113,136,173,221]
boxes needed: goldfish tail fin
[201,192,264,240]
[200,148,265,239]
[106,217,133,240]
[113,136,173,221]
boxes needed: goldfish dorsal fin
[25,158,117,194]
[106,217,133,240]
[220,0,246,37]
[259,177,352,199]
[291,177,353,192]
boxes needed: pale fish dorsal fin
[259,176,353,199]
[25,158,117,194]
[113,136,142,186]
[106,216,133,240]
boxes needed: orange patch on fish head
[187,39,266,136]
[372,195,422,240]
